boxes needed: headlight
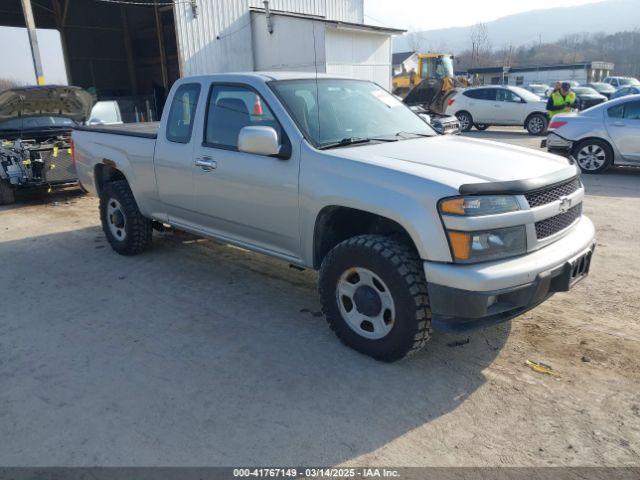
[446,226,527,263]
[439,195,520,216]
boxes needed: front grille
[525,178,581,208]
[39,147,75,183]
[535,204,582,239]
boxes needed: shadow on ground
[0,223,510,465]
[581,166,640,199]
[0,186,86,211]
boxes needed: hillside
[393,0,640,53]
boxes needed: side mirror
[238,126,280,157]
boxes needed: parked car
[446,85,548,135]
[0,85,93,205]
[584,82,617,99]
[525,84,550,98]
[603,76,640,89]
[611,85,640,100]
[543,94,640,174]
[73,72,595,362]
[572,86,608,110]
[87,100,124,126]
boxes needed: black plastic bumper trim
[428,245,594,332]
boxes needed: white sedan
[544,94,640,174]
[446,85,549,135]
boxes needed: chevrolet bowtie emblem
[559,197,572,213]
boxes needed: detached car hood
[0,85,93,123]
[334,135,578,192]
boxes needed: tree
[406,27,427,53]
[0,79,21,92]
[470,22,491,66]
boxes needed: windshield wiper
[318,135,402,150]
[395,131,432,138]
[318,137,371,150]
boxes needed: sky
[0,27,67,85]
[364,0,605,31]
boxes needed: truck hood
[0,85,94,122]
[333,135,577,192]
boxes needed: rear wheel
[455,111,473,132]
[100,180,152,255]
[319,235,432,362]
[573,139,613,174]
[0,180,15,206]
[525,113,548,136]
[474,123,489,131]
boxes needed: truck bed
[74,122,159,139]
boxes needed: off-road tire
[319,234,432,362]
[0,180,15,205]
[100,180,152,255]
[573,138,613,174]
[525,113,548,136]
[455,111,473,132]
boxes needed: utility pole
[20,0,45,86]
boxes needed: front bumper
[425,216,595,332]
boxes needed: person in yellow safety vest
[547,82,577,119]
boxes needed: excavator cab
[402,54,465,115]
[418,54,454,81]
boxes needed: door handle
[613,121,625,127]
[195,156,217,171]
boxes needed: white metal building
[468,62,615,87]
[1,0,402,117]
[175,0,403,89]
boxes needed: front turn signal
[447,231,471,261]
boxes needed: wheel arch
[312,206,421,270]
[94,160,128,197]
[572,136,616,164]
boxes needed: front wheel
[525,113,548,136]
[319,235,432,362]
[455,111,473,132]
[573,139,613,174]
[100,180,152,255]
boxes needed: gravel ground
[0,128,638,466]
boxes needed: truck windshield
[270,79,435,149]
[0,116,76,131]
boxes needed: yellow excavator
[393,53,469,134]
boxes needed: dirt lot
[0,128,639,466]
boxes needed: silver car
[544,94,640,173]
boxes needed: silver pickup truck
[73,72,595,362]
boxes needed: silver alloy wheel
[457,113,471,131]
[336,267,395,340]
[528,116,545,134]
[577,144,606,171]
[107,198,127,240]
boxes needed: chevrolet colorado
[73,73,595,362]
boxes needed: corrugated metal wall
[174,0,362,76]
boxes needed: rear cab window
[166,83,201,143]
